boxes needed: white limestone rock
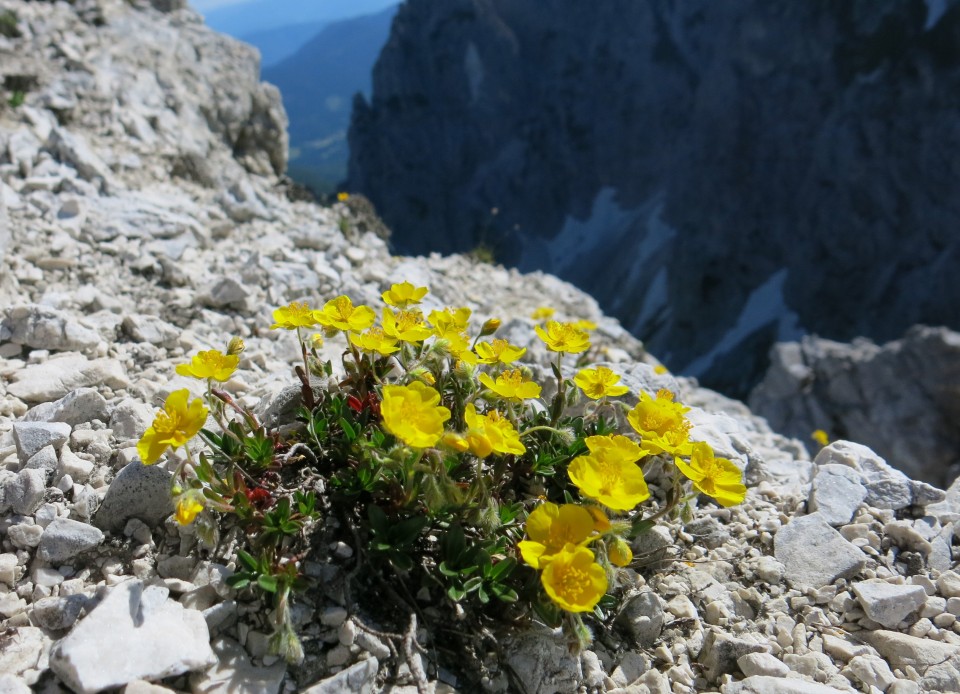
[11,420,71,464]
[49,580,216,693]
[809,464,867,526]
[6,355,129,403]
[93,461,174,531]
[774,513,867,591]
[1,304,102,353]
[21,388,110,426]
[189,637,286,694]
[37,518,104,564]
[852,580,926,628]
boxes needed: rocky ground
[1,1,959,693]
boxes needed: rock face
[347,0,960,396]
[750,326,960,486]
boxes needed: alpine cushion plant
[135,281,748,677]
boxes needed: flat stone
[21,388,110,426]
[860,629,959,671]
[815,441,913,510]
[737,652,790,678]
[198,277,250,309]
[0,553,19,586]
[189,637,286,694]
[57,446,94,484]
[7,355,129,403]
[301,657,379,694]
[842,654,896,691]
[721,675,853,693]
[93,461,173,532]
[809,464,867,526]
[38,518,104,564]
[12,421,71,464]
[774,513,867,590]
[1,304,102,352]
[852,581,926,628]
[49,580,216,692]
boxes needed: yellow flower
[380,381,451,448]
[270,301,317,330]
[540,545,608,613]
[518,502,595,569]
[175,349,239,382]
[462,404,526,457]
[382,308,433,343]
[627,389,693,457]
[811,429,830,447]
[478,318,501,337]
[310,334,325,349]
[478,369,542,401]
[568,435,650,511]
[337,191,350,202]
[530,306,555,321]
[607,536,633,568]
[441,432,470,453]
[572,319,597,332]
[349,327,400,355]
[534,321,590,354]
[314,295,376,333]
[428,307,472,336]
[174,491,204,526]
[675,441,747,507]
[437,332,479,365]
[573,366,629,400]
[137,389,208,465]
[475,338,526,365]
[226,336,245,356]
[653,364,669,375]
[382,281,429,308]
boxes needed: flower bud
[226,336,245,356]
[479,318,501,337]
[608,536,633,568]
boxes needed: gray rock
[109,398,155,440]
[860,630,960,692]
[198,277,250,309]
[0,674,31,694]
[1,304,102,352]
[814,441,913,510]
[93,461,174,532]
[852,581,926,628]
[3,468,48,516]
[189,637,286,694]
[122,314,181,349]
[23,445,59,474]
[49,580,216,692]
[616,590,665,648]
[6,355,129,403]
[58,446,94,484]
[737,652,790,678]
[29,594,88,631]
[808,464,867,526]
[12,421,71,464]
[301,657,379,694]
[48,127,114,186]
[22,388,110,426]
[721,676,852,693]
[699,630,767,683]
[774,513,866,591]
[754,328,960,487]
[504,627,581,694]
[37,518,104,564]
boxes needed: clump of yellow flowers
[136,282,746,668]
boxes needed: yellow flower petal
[541,545,607,613]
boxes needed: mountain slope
[347,0,960,397]
[201,0,397,37]
[264,6,397,193]
[240,20,327,67]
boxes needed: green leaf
[492,584,519,603]
[438,561,460,577]
[236,550,259,573]
[389,551,414,572]
[629,519,656,538]
[463,576,483,593]
[339,417,356,441]
[257,574,279,593]
[390,515,427,547]
[367,505,389,535]
[441,525,467,561]
[488,557,516,582]
[446,585,467,602]
[225,574,252,590]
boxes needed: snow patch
[681,269,803,377]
